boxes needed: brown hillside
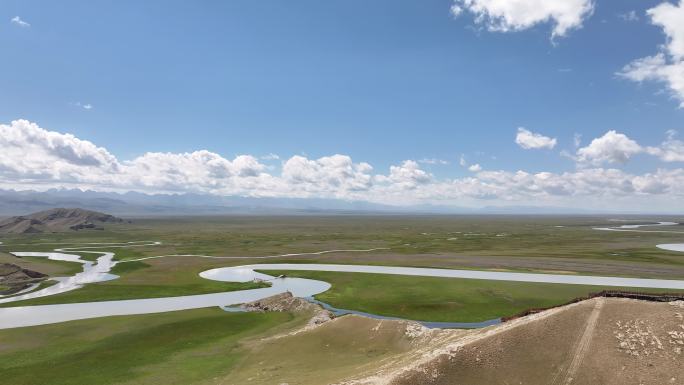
[0,208,124,234]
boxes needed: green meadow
[1,215,683,384]
[0,308,295,385]
[2,215,683,314]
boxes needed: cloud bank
[2,120,684,210]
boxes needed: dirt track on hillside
[338,298,684,385]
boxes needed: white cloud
[459,154,483,172]
[282,154,374,196]
[470,168,641,198]
[515,127,557,150]
[618,1,684,107]
[618,10,639,22]
[72,102,94,110]
[11,16,30,28]
[380,160,432,189]
[3,120,684,210]
[576,129,684,165]
[468,163,482,172]
[451,0,595,39]
[648,129,684,162]
[459,154,467,167]
[450,4,463,17]
[261,153,280,160]
[0,120,278,195]
[576,130,644,165]
[573,133,582,148]
[120,152,269,192]
[0,120,119,184]
[619,54,684,108]
[418,158,449,165]
[650,1,684,60]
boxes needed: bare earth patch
[337,298,684,385]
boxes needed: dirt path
[339,300,590,385]
[553,297,605,385]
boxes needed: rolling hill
[0,208,125,234]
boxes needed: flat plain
[1,215,683,384]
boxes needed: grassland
[223,314,444,385]
[0,308,298,385]
[0,215,683,384]
[0,305,450,385]
[1,215,683,314]
[2,216,683,268]
[261,270,683,322]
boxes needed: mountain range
[0,189,647,216]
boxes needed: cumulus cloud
[575,130,684,165]
[0,120,278,195]
[0,120,119,183]
[575,130,644,165]
[515,128,558,150]
[618,1,684,107]
[282,154,374,196]
[11,16,30,27]
[468,163,482,172]
[451,0,595,39]
[3,120,684,210]
[379,160,432,189]
[648,130,684,162]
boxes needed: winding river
[0,221,683,330]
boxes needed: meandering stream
[0,242,159,305]
[0,221,682,330]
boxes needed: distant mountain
[0,189,413,216]
[0,188,668,216]
[0,208,124,234]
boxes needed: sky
[1,0,684,211]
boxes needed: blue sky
[1,1,684,210]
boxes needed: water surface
[0,252,117,304]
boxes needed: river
[0,221,682,330]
